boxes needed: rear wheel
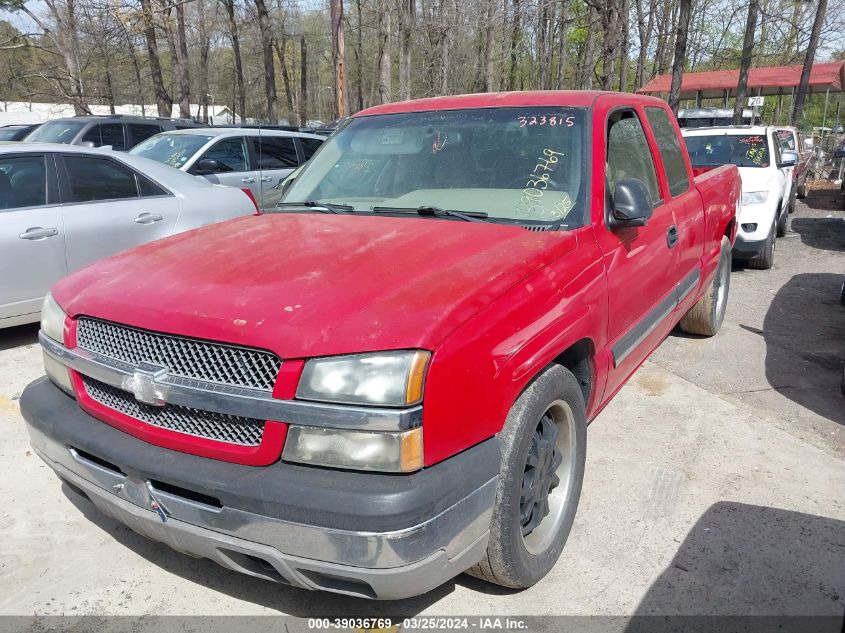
[748,221,776,270]
[776,201,788,237]
[679,237,730,336]
[466,365,586,589]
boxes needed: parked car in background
[22,115,197,151]
[683,125,797,269]
[0,124,41,141]
[0,143,258,329]
[775,126,814,199]
[22,91,740,599]
[129,128,324,210]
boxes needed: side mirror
[611,178,654,228]
[193,158,220,175]
[779,149,799,167]
[79,141,96,148]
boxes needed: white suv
[683,125,798,269]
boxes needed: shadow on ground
[791,214,845,253]
[0,322,39,351]
[61,483,513,616]
[627,502,844,628]
[800,187,844,214]
[752,273,845,425]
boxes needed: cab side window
[606,110,660,206]
[645,107,690,197]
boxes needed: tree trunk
[667,0,691,113]
[299,35,308,124]
[634,0,656,89]
[255,0,278,123]
[175,1,191,118]
[733,0,758,124]
[330,0,347,118]
[197,0,210,123]
[438,0,449,94]
[577,5,597,89]
[508,0,520,90]
[140,0,171,116]
[377,0,391,102]
[221,0,246,122]
[618,0,630,91]
[598,2,620,91]
[274,38,296,123]
[555,1,569,89]
[791,0,827,125]
[482,0,496,91]
[399,0,414,100]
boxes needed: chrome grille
[76,318,281,391]
[82,376,265,446]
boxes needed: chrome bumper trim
[40,331,422,431]
[31,426,494,598]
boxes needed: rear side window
[137,173,168,197]
[0,155,47,210]
[82,123,126,151]
[606,110,660,205]
[645,107,690,197]
[198,137,248,172]
[300,137,324,161]
[63,156,138,202]
[128,124,163,148]
[252,136,298,169]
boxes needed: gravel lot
[0,190,843,624]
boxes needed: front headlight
[296,350,430,406]
[282,426,423,472]
[40,293,74,396]
[40,292,66,342]
[742,190,769,205]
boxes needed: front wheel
[466,365,587,589]
[748,221,776,270]
[679,236,731,336]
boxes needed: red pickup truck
[22,91,739,600]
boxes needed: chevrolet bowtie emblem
[125,362,168,407]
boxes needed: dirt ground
[0,189,842,627]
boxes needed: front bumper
[22,378,499,600]
[731,234,769,259]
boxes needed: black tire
[466,365,587,589]
[776,201,788,237]
[679,236,730,336]
[748,221,776,270]
[787,185,797,213]
[797,179,806,199]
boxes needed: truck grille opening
[149,479,223,509]
[76,317,282,392]
[82,376,265,446]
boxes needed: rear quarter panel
[172,186,255,233]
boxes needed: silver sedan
[0,142,258,329]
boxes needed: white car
[683,125,798,269]
[0,142,257,329]
[129,128,324,210]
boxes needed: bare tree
[138,0,171,117]
[482,0,496,91]
[792,0,827,125]
[398,0,414,100]
[733,0,759,124]
[634,0,656,88]
[330,0,347,117]
[254,0,278,123]
[668,0,692,113]
[220,0,246,121]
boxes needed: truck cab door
[58,154,179,273]
[0,152,67,324]
[593,108,681,400]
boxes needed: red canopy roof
[637,62,845,99]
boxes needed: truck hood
[54,214,577,358]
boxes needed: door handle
[134,213,163,225]
[19,227,58,240]
[241,177,256,184]
[260,177,273,183]
[667,225,679,248]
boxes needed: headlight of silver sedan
[40,293,74,396]
[296,350,430,407]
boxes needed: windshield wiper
[372,205,489,222]
[276,200,354,214]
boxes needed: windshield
[130,133,213,168]
[24,120,86,144]
[282,107,588,226]
[684,134,771,168]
